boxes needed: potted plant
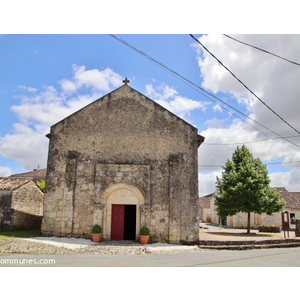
[139,226,150,244]
[91,224,102,242]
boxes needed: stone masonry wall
[11,181,44,228]
[232,211,297,229]
[0,182,43,229]
[42,85,200,243]
[0,191,12,228]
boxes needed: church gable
[49,85,199,154]
[51,84,197,134]
[46,84,201,166]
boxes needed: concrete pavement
[2,247,300,267]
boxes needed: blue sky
[1,33,300,196]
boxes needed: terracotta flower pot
[140,235,149,244]
[92,233,102,243]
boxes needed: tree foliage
[214,145,285,233]
[36,179,45,193]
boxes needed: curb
[198,239,300,250]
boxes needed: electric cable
[199,160,300,168]
[190,34,300,136]
[223,34,300,67]
[203,135,300,146]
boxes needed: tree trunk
[247,212,251,234]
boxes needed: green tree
[37,179,45,193]
[214,145,285,234]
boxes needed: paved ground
[199,223,299,241]
[3,247,300,267]
[1,223,299,256]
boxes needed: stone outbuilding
[42,83,205,244]
[208,187,300,229]
[0,178,44,230]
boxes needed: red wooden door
[111,205,124,240]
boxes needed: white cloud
[213,104,222,112]
[0,123,48,170]
[145,83,177,100]
[0,166,13,177]
[11,93,97,130]
[0,65,124,171]
[200,117,300,166]
[60,79,77,93]
[18,85,38,93]
[269,167,300,192]
[145,82,210,119]
[60,64,123,94]
[194,34,300,137]
[199,171,221,197]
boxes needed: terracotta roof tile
[274,187,300,210]
[0,178,29,191]
[10,168,47,179]
[199,194,213,209]
[288,192,300,210]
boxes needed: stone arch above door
[99,183,145,206]
[96,183,146,240]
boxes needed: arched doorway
[99,183,145,240]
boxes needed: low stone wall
[258,226,281,233]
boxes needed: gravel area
[0,237,199,255]
[0,238,79,255]
[0,238,150,255]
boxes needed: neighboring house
[10,168,47,183]
[0,178,44,229]
[274,187,300,230]
[199,194,212,222]
[42,82,205,244]
[208,187,300,229]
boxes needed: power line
[267,161,300,165]
[190,34,300,136]
[110,34,300,150]
[203,135,300,146]
[223,34,300,67]
[199,160,300,167]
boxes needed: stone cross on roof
[123,77,130,85]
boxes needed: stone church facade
[41,83,204,244]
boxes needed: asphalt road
[2,247,300,267]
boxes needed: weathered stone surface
[0,180,44,229]
[42,84,204,243]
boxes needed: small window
[290,213,296,225]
